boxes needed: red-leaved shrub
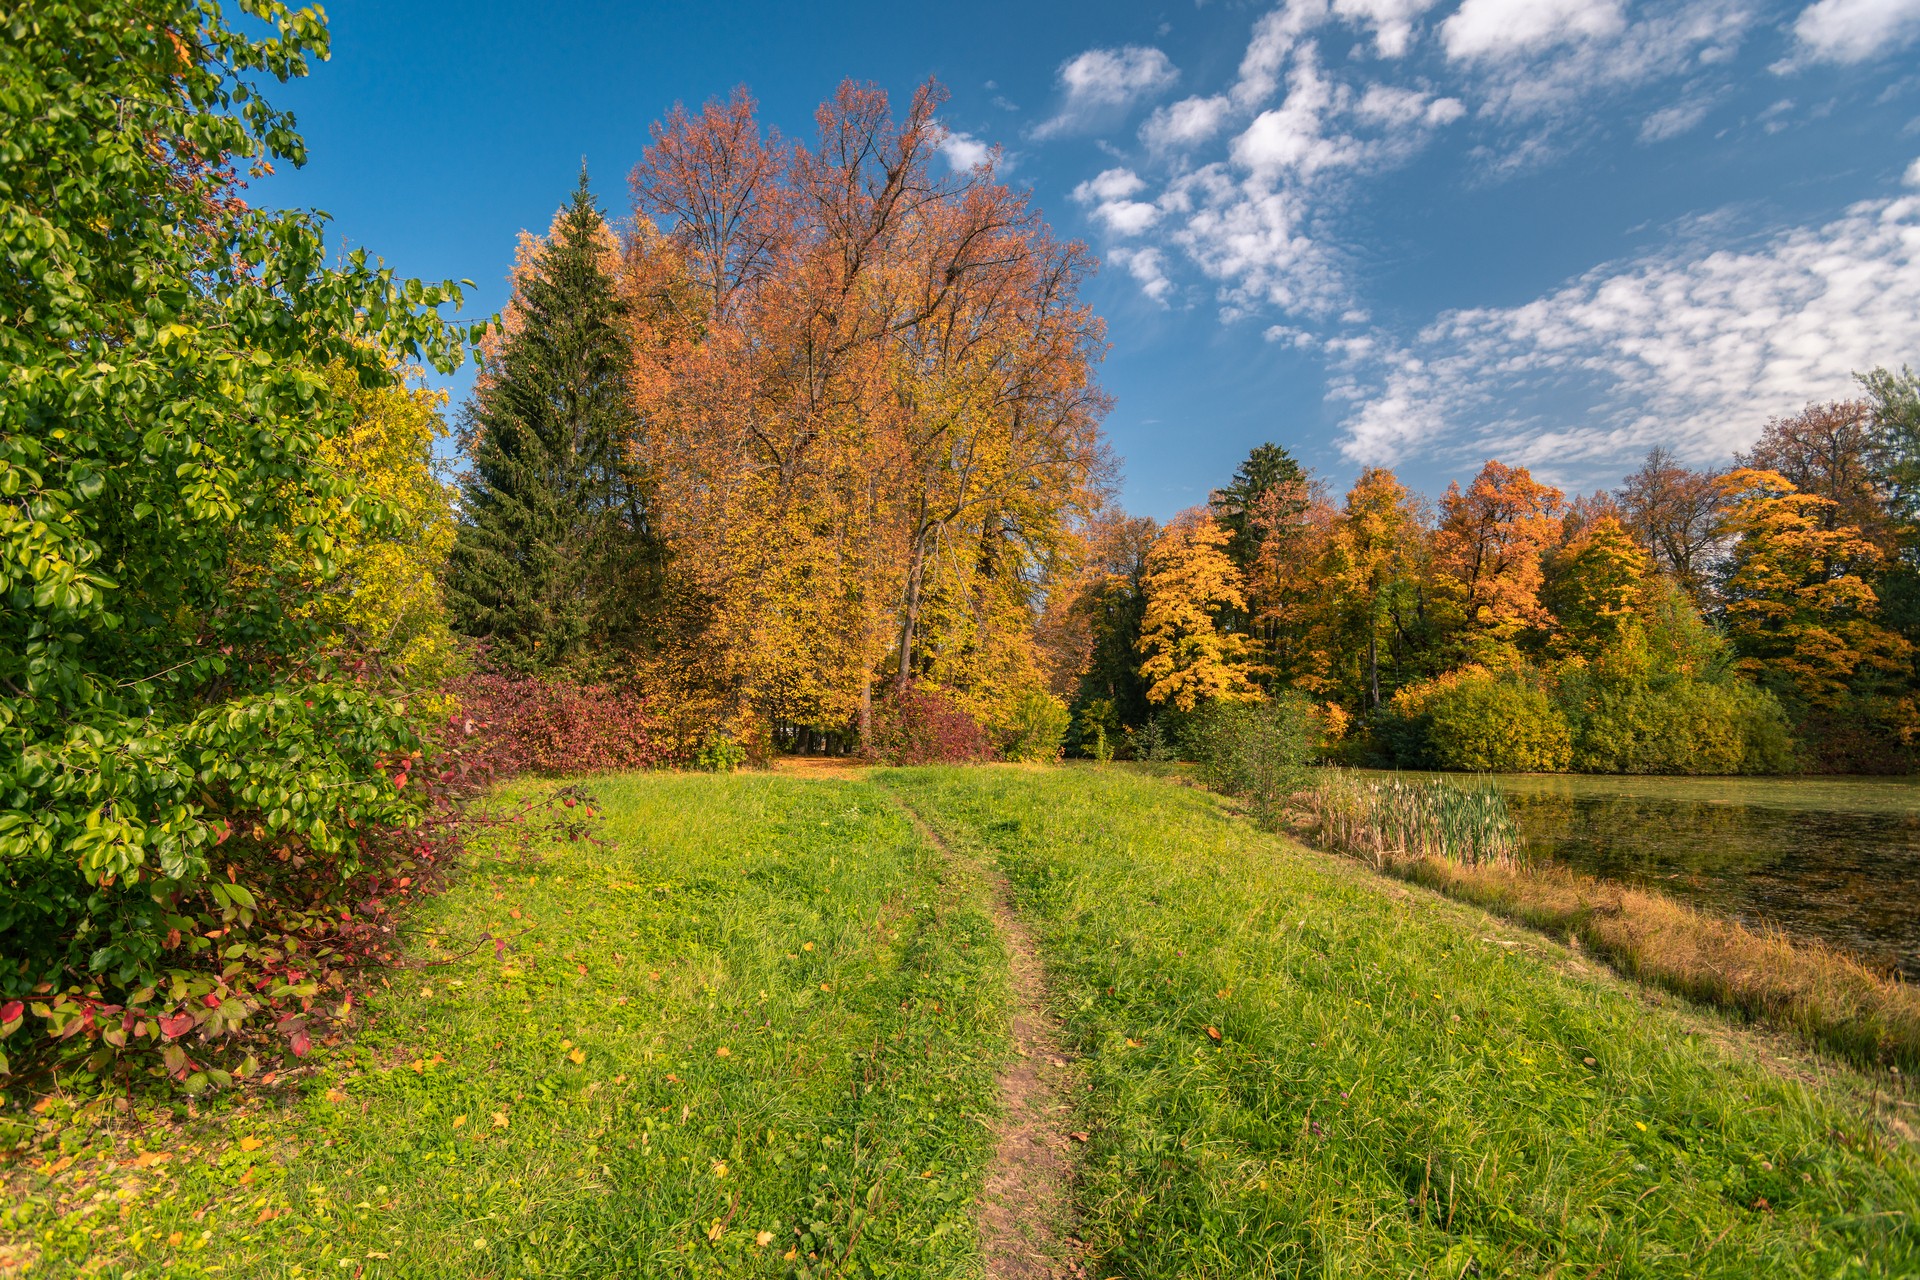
[449,672,672,777]
[870,684,994,765]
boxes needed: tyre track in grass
[892,794,1087,1280]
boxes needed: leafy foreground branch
[885,766,1920,1279]
[1297,769,1920,1071]
[2,775,1005,1278]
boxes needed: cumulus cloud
[938,129,995,172]
[1072,167,1161,235]
[1107,245,1177,303]
[1440,0,1627,61]
[1031,46,1179,140]
[1788,0,1920,64]
[1907,155,1920,186]
[1333,0,1445,57]
[1328,193,1920,482]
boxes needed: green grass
[3,774,1007,1279]
[881,764,1920,1279]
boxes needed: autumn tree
[1715,468,1910,711]
[448,175,659,673]
[1616,448,1726,604]
[1431,461,1564,666]
[1738,401,1890,545]
[623,82,1107,744]
[1138,512,1262,711]
[1212,443,1311,571]
[1319,468,1430,708]
[1543,515,1651,660]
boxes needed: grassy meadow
[3,775,1008,1278]
[6,764,1919,1278]
[886,765,1920,1279]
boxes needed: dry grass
[1362,835,1920,1071]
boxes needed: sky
[259,0,1920,518]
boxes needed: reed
[1302,768,1524,868]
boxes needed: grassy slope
[5,775,1006,1279]
[882,764,1920,1279]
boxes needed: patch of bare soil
[898,802,1086,1280]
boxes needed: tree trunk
[1368,629,1381,709]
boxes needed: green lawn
[881,764,1920,1279]
[4,775,1008,1279]
[8,765,1919,1279]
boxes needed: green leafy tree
[447,175,659,672]
[1211,443,1309,570]
[1,0,473,1069]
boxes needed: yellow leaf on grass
[492,1112,509,1128]
[1125,1038,1143,1048]
[167,1231,184,1247]
[820,983,832,992]
[715,1046,731,1058]
[324,1088,346,1103]
[420,987,433,998]
[755,1231,775,1247]
[568,1049,585,1065]
[452,1115,467,1128]
[707,1221,725,1242]
[238,1136,262,1152]
[713,1160,729,1178]
[802,942,813,951]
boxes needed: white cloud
[1072,168,1162,235]
[1141,94,1235,150]
[1789,0,1920,64]
[938,129,994,172]
[1440,0,1627,61]
[1639,98,1713,142]
[1329,194,1920,481]
[1907,156,1920,186]
[1107,245,1176,303]
[1032,46,1179,140]
[1333,0,1444,57]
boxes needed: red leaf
[290,1028,312,1057]
[0,1000,23,1026]
[158,1012,195,1039]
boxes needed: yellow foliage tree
[303,361,459,690]
[1138,512,1262,711]
[1716,467,1910,707]
[1544,514,1652,660]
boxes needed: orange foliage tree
[620,83,1108,746]
[1431,461,1565,665]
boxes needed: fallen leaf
[492,1112,509,1128]
[420,987,433,998]
[755,1230,775,1247]
[238,1136,262,1152]
[820,983,832,992]
[1069,1131,1090,1143]
[1217,989,1232,999]
[802,942,813,951]
[510,908,522,919]
[568,1048,585,1065]
[1125,1038,1143,1048]
[410,1060,426,1074]
[1205,1026,1222,1041]
[715,1046,731,1058]
[712,1160,729,1178]
[325,1088,346,1103]
[708,1221,725,1242]
[452,1115,467,1128]
[167,1231,184,1247]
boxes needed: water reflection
[1486,775,1919,978]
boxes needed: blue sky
[262,0,1920,517]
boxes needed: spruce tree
[447,172,658,671]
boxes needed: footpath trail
[895,797,1087,1280]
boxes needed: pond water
[1476,774,1920,979]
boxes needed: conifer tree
[448,173,658,670]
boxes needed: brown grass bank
[1297,771,1920,1071]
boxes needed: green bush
[695,734,749,773]
[998,690,1071,763]
[1568,678,1796,774]
[1182,696,1313,827]
[1389,668,1573,772]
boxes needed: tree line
[1047,391,1920,773]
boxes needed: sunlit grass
[884,763,1920,1279]
[3,774,1007,1278]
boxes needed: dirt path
[894,799,1086,1280]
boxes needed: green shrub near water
[1564,676,1797,774]
[1382,667,1573,772]
[1181,695,1313,826]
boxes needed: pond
[1478,773,1920,979]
